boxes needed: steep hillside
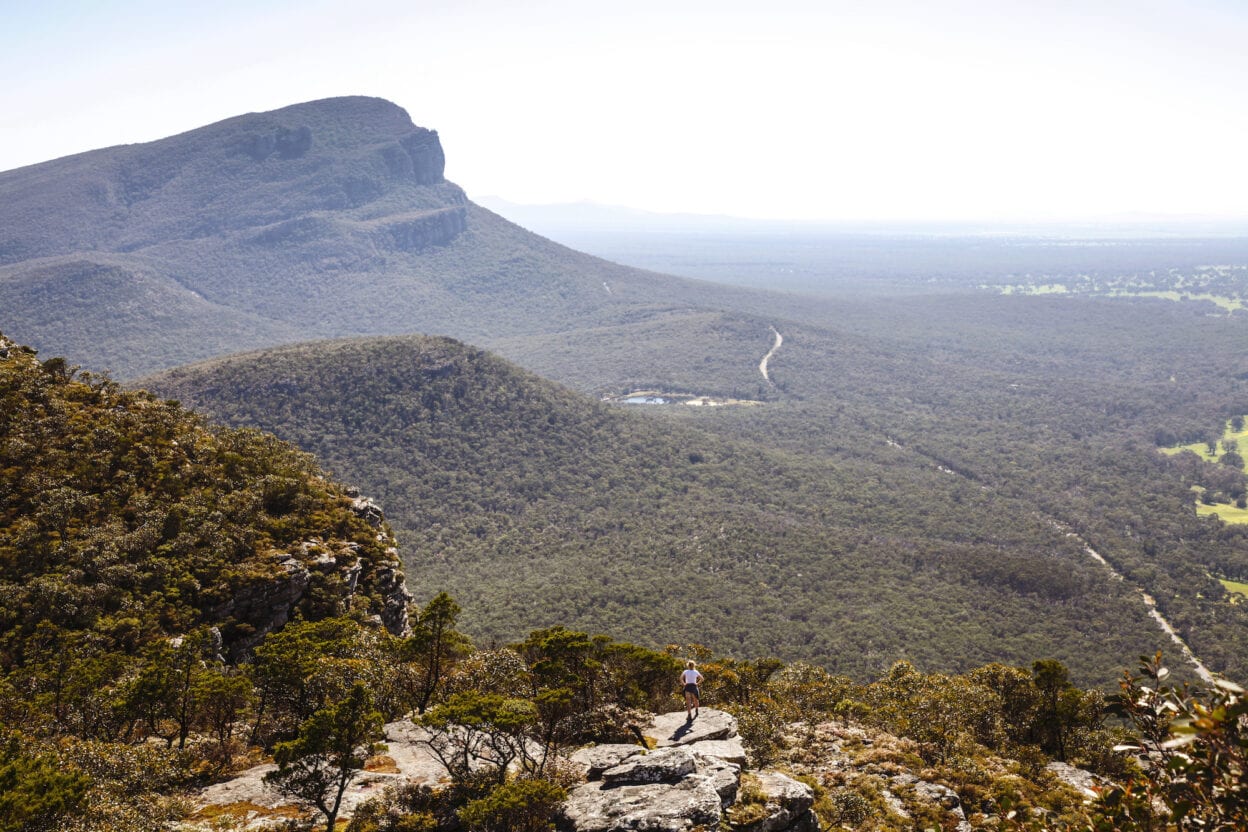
[0,331,411,669]
[143,335,1174,684]
[0,96,784,394]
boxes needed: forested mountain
[143,334,1185,684]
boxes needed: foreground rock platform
[559,711,816,832]
[647,708,739,747]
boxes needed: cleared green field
[998,283,1070,295]
[1197,502,1248,524]
[1161,417,1248,467]
[1111,290,1244,312]
[997,283,1243,312]
[1220,578,1248,602]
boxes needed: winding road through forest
[760,326,782,382]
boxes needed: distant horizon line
[475,195,1248,235]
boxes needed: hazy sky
[3,0,1246,223]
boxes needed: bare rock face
[375,206,468,252]
[648,709,739,747]
[730,772,816,832]
[210,553,311,657]
[350,496,385,528]
[601,746,697,786]
[379,128,447,184]
[692,752,741,807]
[212,492,412,658]
[560,712,782,832]
[686,737,747,767]
[569,744,646,781]
[558,775,724,832]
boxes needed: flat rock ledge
[569,743,649,781]
[190,719,449,830]
[648,708,738,747]
[192,711,815,832]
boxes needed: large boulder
[648,709,738,747]
[729,771,816,832]
[569,744,646,781]
[602,746,697,786]
[558,775,723,832]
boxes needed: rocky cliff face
[210,489,412,660]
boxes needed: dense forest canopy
[144,334,1213,686]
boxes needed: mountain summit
[0,96,463,260]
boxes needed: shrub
[456,778,567,832]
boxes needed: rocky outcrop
[569,744,648,781]
[375,207,467,252]
[687,737,747,766]
[560,711,814,832]
[559,775,724,832]
[730,772,817,832]
[601,746,697,786]
[1046,761,1112,799]
[192,719,450,830]
[349,494,386,528]
[379,128,446,184]
[211,491,411,657]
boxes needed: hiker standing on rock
[681,660,703,720]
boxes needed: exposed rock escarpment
[380,128,447,184]
[375,207,468,251]
[209,489,412,658]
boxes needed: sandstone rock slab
[558,775,723,832]
[693,753,741,806]
[688,737,748,767]
[648,709,738,747]
[732,771,815,832]
[602,746,697,786]
[569,744,646,781]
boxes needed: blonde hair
[686,660,696,668]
